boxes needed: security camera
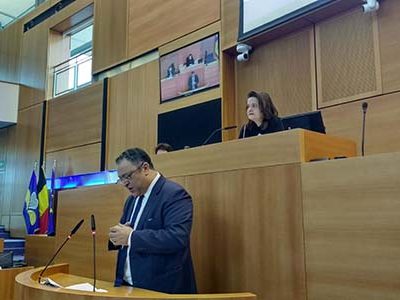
[362,0,379,13]
[236,43,253,62]
[237,52,250,62]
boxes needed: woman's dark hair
[116,148,154,169]
[155,143,173,154]
[246,90,279,129]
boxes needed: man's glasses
[116,163,144,184]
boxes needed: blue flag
[23,170,40,234]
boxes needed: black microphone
[361,102,368,156]
[38,219,84,284]
[202,125,237,145]
[91,214,96,292]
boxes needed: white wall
[0,81,19,126]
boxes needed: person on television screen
[185,54,195,67]
[188,71,199,91]
[155,143,173,154]
[109,148,197,294]
[239,91,284,139]
[166,63,175,78]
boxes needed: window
[53,21,93,97]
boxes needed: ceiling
[0,0,41,29]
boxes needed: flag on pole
[23,170,40,234]
[47,162,56,235]
[38,166,50,234]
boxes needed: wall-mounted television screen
[239,0,335,41]
[159,33,220,103]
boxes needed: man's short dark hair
[155,143,173,154]
[116,148,154,169]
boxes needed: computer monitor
[0,251,13,268]
[281,111,326,134]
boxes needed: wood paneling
[316,8,382,107]
[301,152,400,300]
[154,129,355,178]
[378,0,400,93]
[221,52,236,141]
[46,82,103,152]
[158,88,221,114]
[92,0,128,74]
[236,27,315,133]
[185,165,306,300]
[158,22,220,56]
[15,265,255,300]
[321,92,400,156]
[51,3,94,33]
[221,0,239,50]
[45,143,101,177]
[0,104,44,237]
[0,266,33,300]
[128,0,220,58]
[25,235,56,267]
[107,60,159,168]
[0,20,22,83]
[55,184,129,281]
[19,21,48,106]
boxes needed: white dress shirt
[123,172,160,285]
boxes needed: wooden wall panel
[0,266,33,300]
[236,27,315,134]
[316,8,381,107]
[378,0,400,93]
[19,21,48,107]
[46,82,103,152]
[185,165,306,300]
[25,235,56,267]
[107,60,159,168]
[0,20,22,83]
[0,104,43,237]
[92,0,128,74]
[321,91,400,156]
[301,152,400,300]
[45,143,101,177]
[127,0,220,58]
[221,0,239,50]
[55,184,129,281]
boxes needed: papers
[65,283,107,293]
[39,278,107,293]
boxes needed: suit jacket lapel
[136,176,166,230]
[124,196,136,224]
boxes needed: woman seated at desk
[239,90,284,139]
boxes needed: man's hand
[109,223,133,246]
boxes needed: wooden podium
[24,129,357,300]
[14,264,256,300]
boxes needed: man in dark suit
[109,148,197,294]
[188,71,199,91]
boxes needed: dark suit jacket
[238,117,284,139]
[114,176,197,294]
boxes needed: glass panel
[70,25,93,57]
[54,66,75,96]
[77,59,92,87]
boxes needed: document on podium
[65,283,107,293]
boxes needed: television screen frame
[238,0,335,41]
[159,33,220,104]
[281,110,326,134]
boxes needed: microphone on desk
[361,102,368,156]
[202,125,237,145]
[38,219,84,284]
[91,214,97,292]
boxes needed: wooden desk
[0,266,33,300]
[153,129,356,177]
[15,264,256,300]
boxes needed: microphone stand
[361,102,368,156]
[91,214,96,292]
